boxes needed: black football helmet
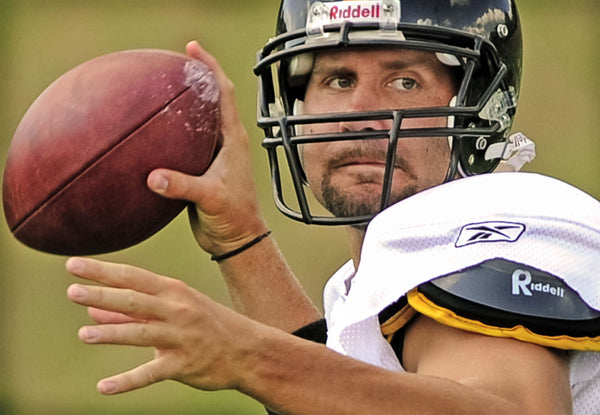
[254,0,523,225]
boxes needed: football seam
[10,83,196,234]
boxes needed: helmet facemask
[255,0,522,226]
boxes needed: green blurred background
[0,1,597,414]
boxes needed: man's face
[300,48,457,219]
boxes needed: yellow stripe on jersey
[380,303,418,342]
[406,288,600,351]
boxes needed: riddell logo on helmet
[511,270,565,298]
[329,3,381,20]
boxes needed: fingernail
[68,284,87,300]
[66,257,85,273]
[98,380,118,395]
[150,173,168,193]
[79,326,99,342]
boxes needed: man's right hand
[147,40,269,259]
[146,41,321,332]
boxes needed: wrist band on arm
[210,230,272,262]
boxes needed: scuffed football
[3,49,221,255]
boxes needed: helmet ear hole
[457,134,503,175]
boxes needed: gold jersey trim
[406,288,600,351]
[380,303,418,342]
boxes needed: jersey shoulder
[403,258,600,351]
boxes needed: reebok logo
[455,221,525,247]
[511,269,565,298]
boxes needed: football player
[67,1,599,414]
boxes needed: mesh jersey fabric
[323,172,600,414]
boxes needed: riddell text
[329,4,381,20]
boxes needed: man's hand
[66,256,263,395]
[142,42,321,333]
[146,41,268,258]
[65,256,569,414]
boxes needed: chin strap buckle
[487,132,536,172]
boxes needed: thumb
[97,358,172,395]
[147,168,214,206]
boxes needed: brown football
[2,49,221,255]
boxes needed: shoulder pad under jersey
[407,258,600,351]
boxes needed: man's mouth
[331,152,406,173]
[328,146,389,169]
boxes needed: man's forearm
[217,236,322,333]
[238,329,523,415]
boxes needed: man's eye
[328,77,353,89]
[390,78,417,90]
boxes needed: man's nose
[339,86,392,131]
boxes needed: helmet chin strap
[292,99,308,177]
[490,132,536,172]
[438,50,461,171]
[446,96,465,178]
[293,98,305,136]
[293,98,304,116]
[447,95,457,149]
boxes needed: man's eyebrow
[311,66,355,77]
[311,55,435,76]
[380,55,435,71]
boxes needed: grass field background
[0,1,597,414]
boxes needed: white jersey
[324,261,600,414]
[323,173,600,414]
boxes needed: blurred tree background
[0,0,597,414]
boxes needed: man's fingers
[66,257,168,295]
[185,40,203,60]
[147,168,215,204]
[67,284,168,320]
[97,358,173,395]
[185,41,243,141]
[77,322,175,348]
[185,40,231,101]
[88,307,139,324]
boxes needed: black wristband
[292,319,328,344]
[210,230,272,262]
